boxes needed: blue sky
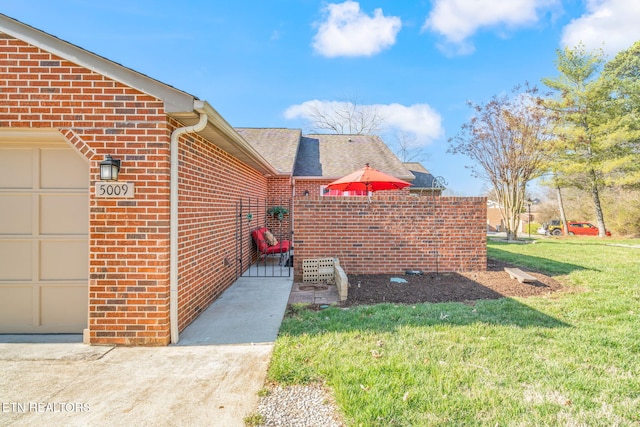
[3,0,640,195]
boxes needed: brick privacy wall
[175,120,267,332]
[293,196,487,278]
[295,179,412,198]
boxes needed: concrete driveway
[0,276,292,427]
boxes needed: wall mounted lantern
[99,155,121,181]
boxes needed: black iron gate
[235,197,292,278]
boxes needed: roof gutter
[193,100,279,177]
[169,112,208,344]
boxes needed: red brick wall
[293,196,487,277]
[268,176,291,200]
[1,33,269,345]
[263,177,292,239]
[1,34,173,345]
[295,179,332,197]
[295,179,411,198]
[487,206,504,232]
[175,120,267,331]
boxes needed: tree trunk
[556,185,569,235]
[497,185,521,241]
[589,169,607,237]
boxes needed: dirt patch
[299,285,329,291]
[344,258,564,306]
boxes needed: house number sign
[95,182,135,198]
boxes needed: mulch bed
[343,258,564,306]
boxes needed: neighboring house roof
[0,13,277,176]
[293,134,415,180]
[235,128,301,175]
[403,162,444,191]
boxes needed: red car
[567,222,611,236]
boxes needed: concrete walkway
[177,276,292,346]
[0,275,293,427]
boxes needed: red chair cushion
[252,227,290,254]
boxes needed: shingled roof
[403,162,443,191]
[235,128,301,175]
[293,134,414,180]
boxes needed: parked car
[566,221,611,236]
[539,220,562,235]
[547,220,562,236]
[540,220,611,236]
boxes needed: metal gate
[235,197,292,278]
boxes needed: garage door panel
[0,147,33,189]
[1,136,88,334]
[41,148,89,189]
[41,285,88,327]
[0,240,32,280]
[0,286,33,328]
[40,240,88,281]
[0,195,32,234]
[40,194,89,235]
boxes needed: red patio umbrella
[326,163,412,193]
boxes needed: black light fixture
[99,154,121,181]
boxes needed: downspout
[170,113,208,344]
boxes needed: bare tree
[449,85,550,240]
[393,129,429,163]
[302,95,430,165]
[305,98,385,135]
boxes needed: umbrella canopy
[326,163,412,193]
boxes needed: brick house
[487,201,505,232]
[0,14,284,344]
[0,14,486,345]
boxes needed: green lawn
[267,237,640,426]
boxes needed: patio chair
[251,227,291,265]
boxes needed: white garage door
[0,134,89,333]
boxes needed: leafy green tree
[542,44,610,237]
[598,41,640,187]
[449,85,550,240]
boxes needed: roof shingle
[235,128,301,174]
[293,134,414,180]
[404,162,444,190]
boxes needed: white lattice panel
[302,258,336,283]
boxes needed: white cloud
[378,103,443,141]
[284,100,443,145]
[423,0,558,55]
[312,1,402,57]
[561,0,640,56]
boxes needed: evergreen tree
[598,41,640,187]
[542,44,610,237]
